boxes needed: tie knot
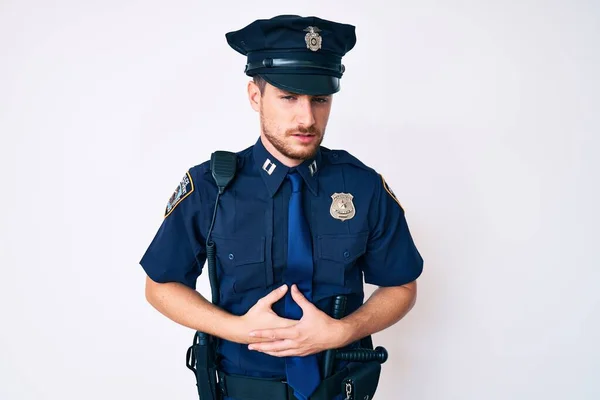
[288,172,303,193]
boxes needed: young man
[140,15,423,400]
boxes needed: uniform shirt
[140,137,423,378]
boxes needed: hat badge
[304,26,322,52]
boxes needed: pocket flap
[318,232,368,263]
[212,235,265,267]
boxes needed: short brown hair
[253,75,267,94]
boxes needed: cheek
[270,107,296,127]
[263,102,285,120]
[261,109,286,133]
[314,107,332,127]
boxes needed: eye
[312,97,329,104]
[281,95,297,101]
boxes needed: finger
[261,349,309,358]
[249,326,299,340]
[258,284,288,307]
[248,339,296,352]
[248,337,279,344]
[291,284,315,312]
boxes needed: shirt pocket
[212,235,266,293]
[316,231,369,287]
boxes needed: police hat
[226,15,356,95]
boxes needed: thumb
[291,284,314,312]
[259,284,288,307]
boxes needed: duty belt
[217,366,349,400]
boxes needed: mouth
[291,133,317,143]
[291,132,316,137]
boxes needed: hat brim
[260,74,340,96]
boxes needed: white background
[1,0,599,399]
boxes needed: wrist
[332,318,355,348]
[223,314,247,344]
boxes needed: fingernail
[280,284,287,291]
[248,345,254,350]
[249,332,256,337]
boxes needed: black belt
[244,58,345,74]
[218,367,349,400]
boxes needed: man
[140,15,423,400]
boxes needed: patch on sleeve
[165,172,194,217]
[380,174,403,210]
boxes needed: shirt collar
[252,137,321,197]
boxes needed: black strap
[218,367,348,400]
[245,58,345,74]
[218,372,290,400]
[309,366,349,400]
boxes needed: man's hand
[247,284,351,357]
[237,284,297,344]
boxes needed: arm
[246,282,417,356]
[145,277,296,344]
[337,281,417,347]
[145,276,240,341]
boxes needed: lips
[292,134,316,143]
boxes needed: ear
[247,80,261,112]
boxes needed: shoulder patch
[165,172,194,217]
[381,174,403,210]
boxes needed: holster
[341,361,381,400]
[186,332,221,400]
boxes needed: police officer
[140,15,423,400]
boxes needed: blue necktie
[284,172,321,400]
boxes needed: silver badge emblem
[262,158,276,175]
[308,160,318,176]
[304,26,322,52]
[330,193,355,221]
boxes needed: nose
[295,96,316,128]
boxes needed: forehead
[265,83,331,98]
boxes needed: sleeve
[362,174,423,286]
[139,170,206,289]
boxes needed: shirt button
[228,253,234,260]
[332,152,339,159]
[343,251,350,258]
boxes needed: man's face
[249,81,333,164]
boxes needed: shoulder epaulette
[322,147,375,173]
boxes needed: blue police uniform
[140,15,423,400]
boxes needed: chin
[288,146,319,160]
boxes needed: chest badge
[330,193,355,221]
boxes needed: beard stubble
[260,112,324,161]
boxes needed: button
[332,152,338,158]
[228,253,234,260]
[343,251,350,258]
